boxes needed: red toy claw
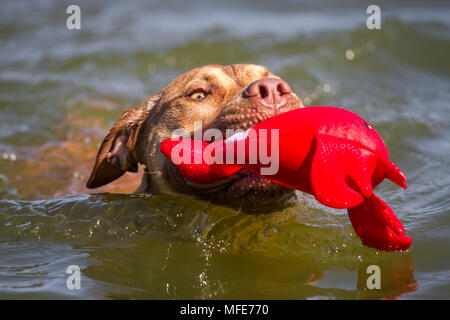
[348,194,411,251]
[160,106,412,251]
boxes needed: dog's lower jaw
[145,162,296,213]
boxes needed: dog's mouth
[164,117,291,203]
[169,160,291,208]
[165,125,254,193]
[163,97,303,208]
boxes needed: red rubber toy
[160,106,412,251]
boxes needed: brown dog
[86,64,303,210]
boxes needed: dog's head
[87,64,303,210]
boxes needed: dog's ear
[86,95,160,189]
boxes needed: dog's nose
[245,78,291,108]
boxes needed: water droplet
[345,49,355,61]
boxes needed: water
[0,0,449,299]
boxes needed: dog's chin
[165,162,295,213]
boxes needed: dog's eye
[189,90,207,100]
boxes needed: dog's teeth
[224,128,250,145]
